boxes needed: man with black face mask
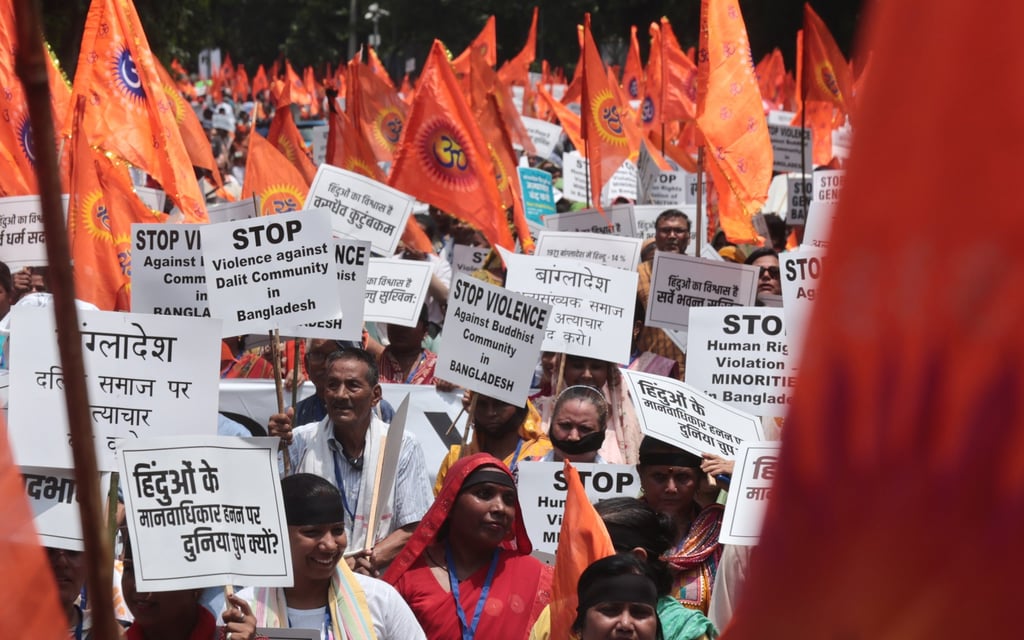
[537,385,611,464]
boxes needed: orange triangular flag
[153,59,221,186]
[348,60,408,165]
[366,46,395,90]
[389,40,512,251]
[284,60,311,107]
[252,65,268,97]
[68,97,163,310]
[725,0,1024,637]
[560,25,586,106]
[68,0,206,220]
[622,25,644,101]
[497,7,538,87]
[326,106,384,182]
[801,3,855,121]
[644,18,698,132]
[241,131,308,216]
[537,86,584,155]
[267,106,317,185]
[234,64,250,100]
[452,16,497,75]
[549,461,616,640]
[695,0,772,244]
[303,65,321,117]
[756,48,787,110]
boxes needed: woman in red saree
[383,454,552,639]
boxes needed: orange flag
[560,25,586,106]
[348,60,408,165]
[497,7,538,87]
[326,108,383,181]
[468,48,536,157]
[580,13,641,209]
[153,59,220,186]
[68,97,162,310]
[267,106,317,185]
[643,19,698,132]
[241,131,308,216]
[723,1,1024,637]
[303,65,321,117]
[367,46,396,90]
[234,64,250,100]
[695,0,772,244]
[452,15,497,75]
[252,64,268,97]
[68,0,206,221]
[537,86,584,157]
[549,461,616,640]
[389,40,512,251]
[622,25,644,101]
[802,3,855,121]
[756,48,787,110]
[284,60,312,107]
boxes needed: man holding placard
[636,209,692,378]
[270,348,432,577]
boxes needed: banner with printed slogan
[718,441,780,545]
[9,308,221,471]
[131,223,211,317]
[201,209,340,335]
[645,252,759,332]
[623,369,764,458]
[780,249,825,362]
[283,238,371,342]
[305,165,414,256]
[542,203,638,237]
[685,308,798,417]
[0,195,66,268]
[534,231,642,271]
[503,250,637,364]
[785,176,813,226]
[363,258,432,327]
[518,167,556,229]
[436,274,550,406]
[120,436,292,591]
[813,170,845,205]
[22,466,112,551]
[768,124,813,173]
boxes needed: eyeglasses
[656,227,690,236]
[758,266,781,279]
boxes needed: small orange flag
[549,461,616,640]
[756,48,787,111]
[723,0,1024,637]
[497,7,539,87]
[241,131,308,216]
[267,105,317,185]
[695,0,772,244]
[389,40,512,251]
[560,25,586,107]
[234,64,250,100]
[153,58,220,186]
[284,60,312,107]
[68,97,162,311]
[801,3,855,122]
[366,46,395,90]
[68,0,206,221]
[643,19,699,132]
[622,25,644,101]
[537,86,584,158]
[452,15,497,76]
[252,64,268,97]
[303,65,321,117]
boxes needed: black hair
[655,209,691,230]
[324,347,380,387]
[638,436,703,469]
[281,473,346,526]
[595,498,677,596]
[744,247,779,265]
[572,554,664,638]
[0,261,11,295]
[553,384,610,431]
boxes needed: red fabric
[126,605,217,640]
[378,348,438,385]
[497,7,538,88]
[452,16,497,76]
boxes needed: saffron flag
[622,25,644,101]
[537,86,584,159]
[267,105,317,185]
[303,65,321,117]
[580,13,641,209]
[367,46,396,90]
[695,0,772,244]
[241,131,308,216]
[549,461,615,640]
[643,19,698,133]
[68,97,162,311]
[560,25,586,106]
[452,15,497,75]
[284,60,311,107]
[326,107,384,181]
[68,0,206,221]
[153,59,220,186]
[252,65,268,97]
[468,48,536,157]
[348,60,408,164]
[389,40,512,251]
[723,0,1024,637]
[497,7,538,87]
[234,64,250,100]
[802,4,854,120]
[756,48,787,111]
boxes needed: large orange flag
[622,25,644,101]
[69,0,206,221]
[695,0,772,244]
[389,40,512,251]
[802,3,855,122]
[452,15,497,76]
[241,131,308,216]
[348,60,408,165]
[267,106,317,185]
[549,461,615,640]
[153,59,220,186]
[497,7,538,87]
[580,14,641,209]
[644,19,698,133]
[366,46,395,90]
[68,97,162,310]
[723,1,1024,637]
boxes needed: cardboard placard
[0,194,67,267]
[645,253,759,332]
[449,244,490,278]
[768,124,813,173]
[534,230,642,271]
[22,466,112,551]
[785,176,813,226]
[362,258,433,327]
[780,249,825,362]
[518,167,556,228]
[207,198,259,224]
[131,223,211,318]
[719,441,781,545]
[520,116,563,159]
[542,203,637,237]
[284,238,372,341]
[802,201,836,250]
[812,170,846,205]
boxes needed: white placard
[719,441,780,545]
[258,630,319,640]
[131,224,211,317]
[831,123,853,160]
[285,238,371,341]
[560,151,590,203]
[685,308,796,417]
[767,124,812,173]
[201,209,339,335]
[812,170,846,205]
[503,251,636,364]
[120,436,292,591]
[517,462,640,555]
[310,125,330,166]
[785,176,812,226]
[766,110,797,126]
[521,116,563,159]
[603,161,639,204]
[363,258,432,327]
[207,198,259,224]
[684,173,706,206]
[632,204,707,258]
[436,274,550,406]
[802,200,836,250]
[9,308,221,471]
[0,195,66,268]
[645,253,759,332]
[305,164,414,256]
[542,203,637,237]
[450,244,489,278]
[135,186,167,213]
[22,466,112,551]
[780,249,825,362]
[637,144,687,206]
[623,369,764,459]
[534,231,642,271]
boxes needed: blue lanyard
[331,448,358,522]
[72,606,83,640]
[403,352,426,384]
[508,438,524,476]
[445,543,500,640]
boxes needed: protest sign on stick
[9,308,221,471]
[780,249,825,362]
[436,274,550,406]
[623,369,764,458]
[119,436,292,591]
[201,209,340,335]
[362,258,433,327]
[283,238,371,341]
[0,194,67,267]
[534,231,642,271]
[645,253,759,333]
[131,223,210,317]
[542,203,637,237]
[719,441,781,545]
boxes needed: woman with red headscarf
[383,454,552,639]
